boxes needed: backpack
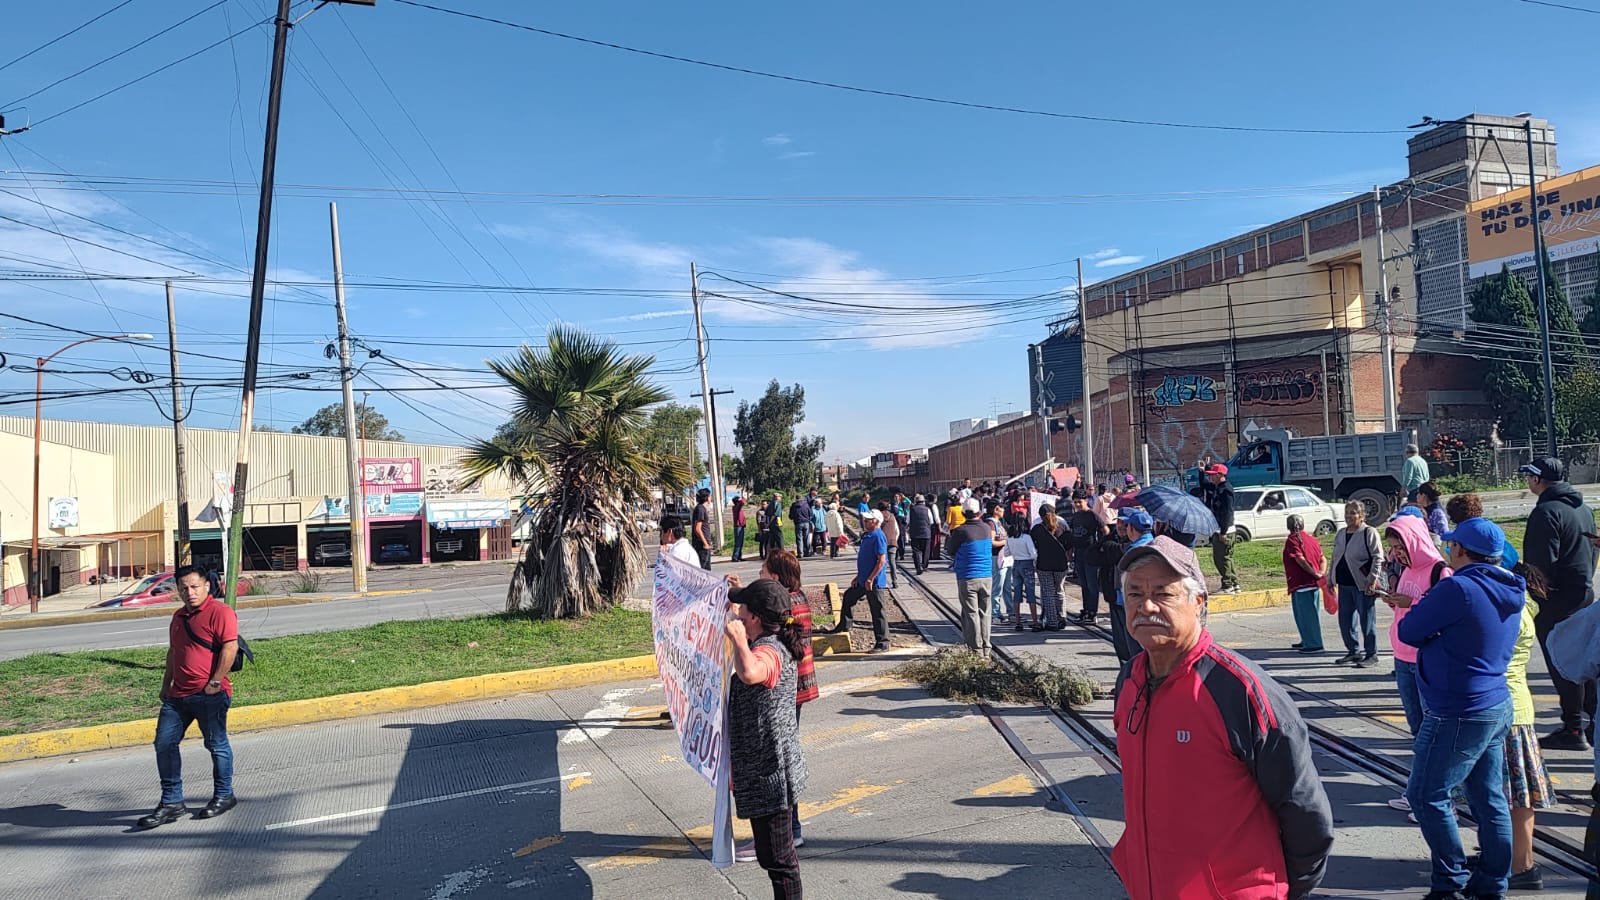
[1429,560,1447,589]
[181,615,254,673]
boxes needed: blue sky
[3,0,1599,464]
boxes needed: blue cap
[1393,505,1424,520]
[1440,517,1506,559]
[1118,507,1154,531]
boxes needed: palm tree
[461,326,693,617]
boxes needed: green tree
[460,326,692,618]
[292,403,404,441]
[729,381,826,495]
[1469,261,1588,443]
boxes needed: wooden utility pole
[330,202,367,591]
[166,282,190,566]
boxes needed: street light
[30,333,154,612]
[1411,114,1558,456]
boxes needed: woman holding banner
[724,579,809,898]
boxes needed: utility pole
[223,0,292,608]
[166,282,190,566]
[1373,186,1398,432]
[1032,343,1051,466]
[330,202,367,592]
[692,386,734,496]
[1524,120,1559,456]
[1076,258,1095,485]
[690,263,725,549]
[221,0,371,607]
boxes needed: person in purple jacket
[1397,517,1525,899]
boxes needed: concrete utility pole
[1373,186,1398,432]
[1031,343,1050,467]
[1523,120,1559,456]
[692,386,734,503]
[690,263,725,549]
[1076,257,1096,485]
[166,282,190,566]
[329,202,368,592]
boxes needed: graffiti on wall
[1237,369,1321,407]
[1150,374,1218,408]
[1151,418,1229,480]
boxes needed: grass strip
[0,607,652,737]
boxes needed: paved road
[0,653,1122,898]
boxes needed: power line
[0,0,141,74]
[392,0,1402,137]
[1518,0,1600,11]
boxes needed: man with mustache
[1112,536,1334,899]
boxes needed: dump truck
[1183,427,1410,520]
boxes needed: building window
[1309,205,1358,230]
[1268,223,1303,243]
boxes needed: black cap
[730,578,792,626]
[1519,456,1565,482]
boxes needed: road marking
[560,686,649,745]
[263,772,591,830]
[513,834,565,858]
[972,774,1038,797]
[566,775,593,791]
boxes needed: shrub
[287,570,324,594]
[894,649,1098,710]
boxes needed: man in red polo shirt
[137,565,240,829]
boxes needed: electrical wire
[0,0,141,74]
[391,0,1403,136]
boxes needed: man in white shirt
[659,515,700,567]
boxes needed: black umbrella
[1132,485,1220,538]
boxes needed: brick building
[1066,113,1563,483]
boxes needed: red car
[88,572,252,609]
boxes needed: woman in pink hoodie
[1377,513,1452,814]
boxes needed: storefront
[426,496,512,562]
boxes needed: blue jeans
[1336,585,1377,657]
[990,564,1011,619]
[1011,559,1036,618]
[731,526,746,561]
[1394,659,1426,735]
[1078,564,1101,617]
[1406,698,1513,895]
[1289,586,1324,651]
[1109,593,1136,663]
[154,691,233,804]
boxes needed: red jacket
[1113,631,1333,900]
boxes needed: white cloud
[763,134,792,146]
[777,151,816,161]
[1088,248,1122,260]
[598,308,694,323]
[1093,254,1146,268]
[560,229,693,276]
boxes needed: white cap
[863,510,883,523]
[962,498,980,515]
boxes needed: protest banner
[1030,491,1057,526]
[653,552,735,869]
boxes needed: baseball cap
[729,578,793,624]
[1519,456,1565,482]
[1117,507,1154,531]
[962,498,980,515]
[1392,505,1424,520]
[1439,517,1506,559]
[1116,534,1207,587]
[863,509,883,523]
[1205,463,1229,476]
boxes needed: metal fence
[1426,443,1600,486]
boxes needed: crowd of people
[652,454,1600,900]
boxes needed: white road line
[263,772,592,830]
[559,686,648,745]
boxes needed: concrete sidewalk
[0,651,1126,898]
[900,559,1594,897]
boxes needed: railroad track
[891,563,1600,887]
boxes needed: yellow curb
[811,632,851,655]
[0,653,660,764]
[0,589,434,631]
[1207,588,1288,613]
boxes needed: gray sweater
[728,635,808,819]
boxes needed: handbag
[1320,578,1338,615]
[181,615,254,673]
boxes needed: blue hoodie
[1397,562,1525,717]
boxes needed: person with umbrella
[1126,484,1220,550]
[1200,464,1241,594]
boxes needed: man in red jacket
[1113,536,1333,899]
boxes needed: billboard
[427,497,511,530]
[1466,164,1600,278]
[47,497,79,529]
[367,491,423,518]
[361,457,420,493]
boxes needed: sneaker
[1387,796,1411,812]
[1419,892,1466,900]
[1354,655,1378,668]
[1291,642,1304,649]
[1507,864,1542,890]
[793,834,805,848]
[1538,727,1592,752]
[1334,652,1360,665]
[734,839,758,862]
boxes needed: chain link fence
[1426,442,1600,487]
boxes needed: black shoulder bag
[181,616,254,673]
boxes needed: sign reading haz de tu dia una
[652,553,735,868]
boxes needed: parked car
[89,571,253,608]
[377,542,412,562]
[312,541,352,565]
[1229,485,1341,543]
